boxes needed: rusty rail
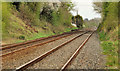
[0,34,71,57]
[60,31,94,71]
[1,30,85,48]
[1,30,84,57]
[1,31,74,50]
[15,32,88,71]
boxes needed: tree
[93,2,103,13]
[75,15,83,28]
[72,16,75,24]
[66,2,75,11]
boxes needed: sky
[70,0,101,20]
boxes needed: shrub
[40,6,53,23]
[19,35,25,40]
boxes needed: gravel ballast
[27,33,90,69]
[1,34,70,55]
[2,32,82,69]
[67,32,106,69]
[2,32,106,70]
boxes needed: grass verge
[15,26,78,44]
[99,31,118,69]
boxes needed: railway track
[1,30,83,57]
[60,32,94,71]
[15,31,93,71]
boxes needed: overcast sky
[70,0,101,20]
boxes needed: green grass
[15,26,77,43]
[26,32,55,41]
[65,27,78,32]
[26,26,78,41]
[16,40,24,43]
[99,31,110,41]
[99,32,118,69]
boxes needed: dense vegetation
[94,2,119,69]
[72,15,83,28]
[2,2,77,44]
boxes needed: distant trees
[72,15,83,28]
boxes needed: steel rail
[60,31,94,71]
[1,30,83,52]
[1,32,71,50]
[15,32,88,71]
[1,30,83,48]
[0,34,72,57]
[1,31,84,57]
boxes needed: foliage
[99,31,118,69]
[72,15,83,28]
[19,35,25,40]
[75,15,83,28]
[39,3,73,27]
[99,31,110,41]
[101,40,118,69]
[2,2,12,39]
[94,2,119,69]
[18,2,43,26]
[2,2,11,24]
[66,2,74,11]
[98,2,118,33]
[51,10,59,26]
[40,6,53,23]
[51,3,72,27]
[2,2,75,44]
[93,2,103,13]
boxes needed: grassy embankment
[2,2,78,44]
[98,2,119,69]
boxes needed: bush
[40,6,53,23]
[19,35,25,40]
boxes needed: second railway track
[14,31,93,71]
[1,30,83,57]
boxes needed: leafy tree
[40,6,53,23]
[66,2,75,11]
[72,16,76,24]
[72,15,83,28]
[75,15,83,28]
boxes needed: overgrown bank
[96,2,119,69]
[2,2,77,44]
